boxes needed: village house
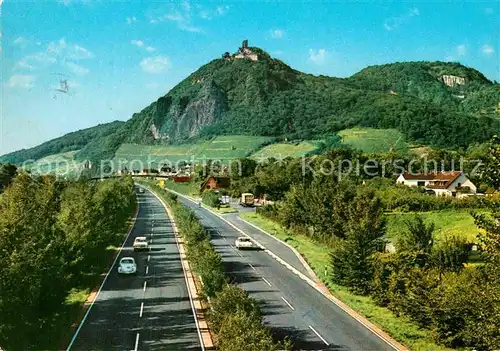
[200,176,231,192]
[396,171,477,198]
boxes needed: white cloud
[70,44,94,59]
[270,29,284,39]
[131,40,145,47]
[384,7,419,31]
[131,40,156,52]
[308,49,327,65]
[456,44,467,56]
[482,44,494,56]
[273,50,283,56]
[140,56,170,73]
[150,1,203,32]
[13,36,28,47]
[216,5,229,15]
[147,82,160,89]
[47,38,67,55]
[484,8,494,15]
[64,61,89,75]
[15,59,34,70]
[126,16,137,24]
[25,52,57,64]
[7,75,36,88]
[46,39,93,60]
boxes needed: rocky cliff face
[167,79,227,139]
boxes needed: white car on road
[118,257,137,274]
[133,236,149,251]
[235,236,254,250]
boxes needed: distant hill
[0,121,124,164]
[4,42,500,165]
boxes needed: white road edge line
[164,189,404,351]
[281,296,295,311]
[309,325,329,345]
[248,263,256,271]
[134,332,140,351]
[139,302,144,318]
[262,277,272,287]
[143,281,147,292]
[66,199,139,351]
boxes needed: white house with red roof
[396,171,477,197]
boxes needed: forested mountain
[4,46,500,164]
[0,121,124,164]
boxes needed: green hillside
[0,121,124,164]
[76,53,498,163]
[5,45,500,165]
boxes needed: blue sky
[1,0,498,155]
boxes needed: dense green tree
[0,163,17,191]
[331,190,386,294]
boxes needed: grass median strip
[240,212,454,351]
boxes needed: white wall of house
[447,173,477,193]
[396,175,429,187]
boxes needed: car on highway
[117,257,137,274]
[133,236,149,251]
[139,187,144,193]
[235,236,254,250]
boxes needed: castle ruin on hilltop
[222,40,259,61]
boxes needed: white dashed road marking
[309,325,329,345]
[143,281,147,292]
[248,263,256,271]
[139,302,144,318]
[146,266,149,275]
[281,296,295,311]
[133,332,140,351]
[262,277,272,287]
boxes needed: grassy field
[113,136,274,167]
[338,127,408,153]
[385,210,480,244]
[159,179,201,196]
[240,212,454,351]
[250,141,319,159]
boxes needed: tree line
[248,140,500,349]
[0,169,136,350]
[148,183,290,350]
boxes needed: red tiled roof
[400,171,463,189]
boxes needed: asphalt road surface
[179,196,395,351]
[68,187,202,351]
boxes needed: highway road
[178,196,395,351]
[68,187,202,351]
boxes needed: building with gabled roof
[396,171,477,197]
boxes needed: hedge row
[145,182,289,351]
